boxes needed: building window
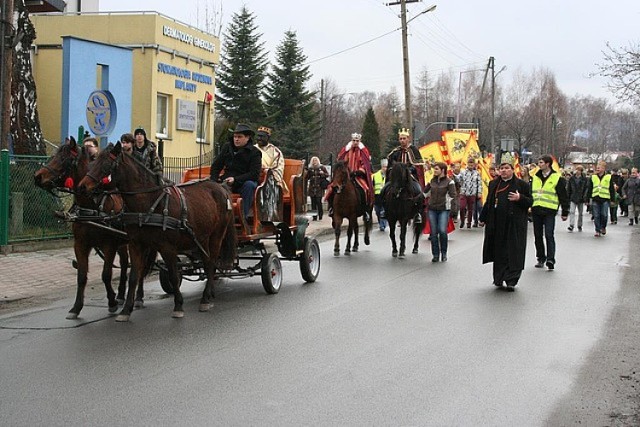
[196,101,207,143]
[156,93,170,138]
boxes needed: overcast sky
[100,0,640,105]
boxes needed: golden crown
[398,128,411,137]
[257,126,272,135]
[499,152,516,167]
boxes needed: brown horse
[383,162,424,258]
[34,138,135,319]
[330,161,372,256]
[78,142,237,322]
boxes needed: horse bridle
[85,150,167,195]
[43,146,80,190]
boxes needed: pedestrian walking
[566,165,589,232]
[586,161,616,237]
[307,156,329,221]
[372,159,388,231]
[458,158,482,228]
[621,167,640,226]
[479,159,533,291]
[424,162,458,262]
[531,155,569,270]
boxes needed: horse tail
[142,248,158,278]
[218,192,238,270]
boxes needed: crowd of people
[83,123,637,293]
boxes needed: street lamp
[456,68,484,128]
[400,3,437,135]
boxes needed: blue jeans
[591,200,610,233]
[532,212,556,263]
[374,201,387,230]
[428,209,449,257]
[239,180,258,218]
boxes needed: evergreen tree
[264,30,319,151]
[384,122,404,156]
[215,6,268,125]
[361,107,381,168]
[278,112,315,160]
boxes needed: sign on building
[176,99,196,132]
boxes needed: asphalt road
[0,221,638,426]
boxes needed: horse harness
[117,183,212,258]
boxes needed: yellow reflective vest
[532,173,560,210]
[372,170,386,195]
[591,174,612,199]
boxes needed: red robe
[326,141,374,205]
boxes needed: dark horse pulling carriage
[75,142,319,321]
[33,138,152,320]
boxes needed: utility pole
[399,0,412,132]
[387,1,435,140]
[489,56,496,158]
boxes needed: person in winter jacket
[566,165,589,232]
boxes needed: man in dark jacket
[479,159,533,291]
[210,123,262,219]
[566,165,589,232]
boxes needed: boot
[630,219,634,226]
[636,217,639,224]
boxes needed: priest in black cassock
[479,157,533,291]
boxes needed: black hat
[134,127,146,137]
[230,123,254,136]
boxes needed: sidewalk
[0,216,335,304]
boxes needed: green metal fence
[0,150,73,244]
[0,149,215,245]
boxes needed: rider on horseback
[382,128,425,223]
[326,133,373,221]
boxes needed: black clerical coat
[480,177,532,269]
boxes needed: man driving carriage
[210,123,262,220]
[382,128,425,223]
[326,133,373,221]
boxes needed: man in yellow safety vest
[531,155,569,270]
[372,159,388,231]
[586,160,616,237]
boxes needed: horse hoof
[116,298,125,305]
[172,311,184,318]
[108,305,118,313]
[399,253,405,259]
[392,251,398,257]
[412,248,419,254]
[344,251,351,256]
[134,299,144,309]
[334,250,340,256]
[199,303,210,312]
[352,247,358,253]
[66,312,79,320]
[115,314,130,322]
[365,237,370,245]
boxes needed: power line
[306,27,400,65]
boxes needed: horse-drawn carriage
[159,159,320,294]
[36,140,320,321]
